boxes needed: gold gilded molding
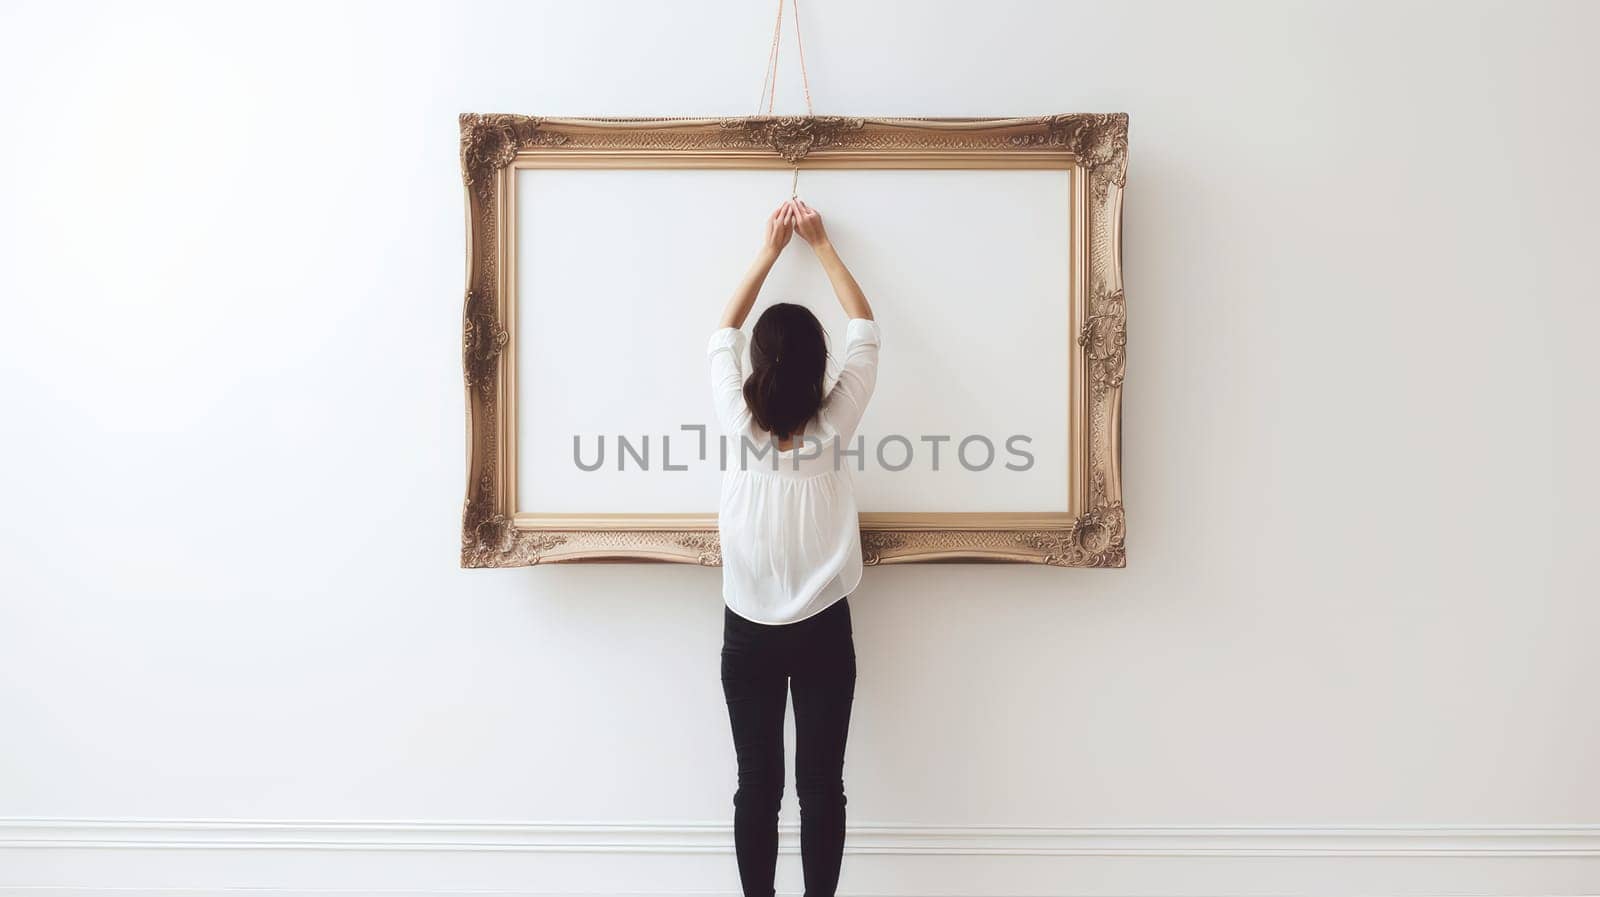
[460,114,1128,568]
[456,114,1129,174]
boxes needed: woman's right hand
[790,199,829,248]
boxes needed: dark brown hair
[743,302,829,440]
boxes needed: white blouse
[707,317,882,625]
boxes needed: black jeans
[720,597,857,897]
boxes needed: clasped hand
[763,198,828,256]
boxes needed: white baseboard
[2,818,1598,897]
[2,818,1598,855]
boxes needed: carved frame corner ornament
[460,114,1128,569]
[1011,112,1129,199]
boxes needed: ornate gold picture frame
[460,114,1128,568]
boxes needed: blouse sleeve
[822,317,882,443]
[707,326,751,434]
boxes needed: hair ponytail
[743,303,829,440]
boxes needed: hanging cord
[756,0,784,114]
[790,0,814,115]
[756,0,815,116]
[755,0,817,198]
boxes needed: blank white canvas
[516,167,1072,514]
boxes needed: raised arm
[718,202,796,329]
[791,199,873,321]
[787,199,880,438]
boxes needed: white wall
[1,1,1596,895]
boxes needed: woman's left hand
[762,201,796,256]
